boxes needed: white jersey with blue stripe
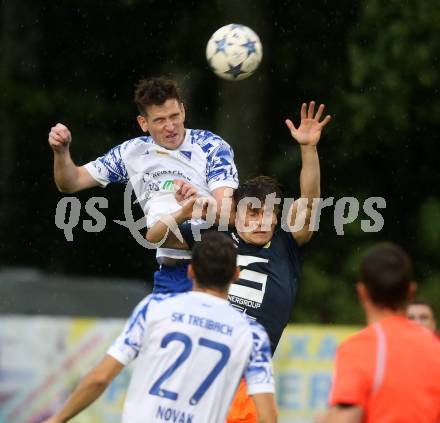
[107,292,274,423]
[84,129,238,228]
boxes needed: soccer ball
[206,24,263,81]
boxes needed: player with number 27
[42,232,277,423]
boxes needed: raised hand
[48,123,72,153]
[285,101,331,146]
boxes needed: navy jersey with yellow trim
[180,224,303,353]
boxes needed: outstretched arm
[315,405,363,423]
[175,179,235,226]
[146,184,215,249]
[253,393,278,423]
[145,197,194,249]
[49,123,99,193]
[212,186,236,226]
[285,102,331,246]
[146,179,229,248]
[42,355,124,423]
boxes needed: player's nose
[164,120,174,131]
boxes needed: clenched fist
[48,123,72,153]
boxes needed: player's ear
[137,115,149,133]
[232,266,240,282]
[180,102,185,120]
[187,264,195,282]
[408,282,417,301]
[357,282,369,304]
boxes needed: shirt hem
[83,163,109,187]
[107,346,131,366]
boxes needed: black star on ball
[225,63,245,79]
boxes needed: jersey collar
[188,291,229,305]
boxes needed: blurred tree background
[1,0,439,324]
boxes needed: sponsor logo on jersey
[144,170,191,180]
[155,149,169,156]
[179,150,192,161]
[231,232,240,244]
[228,255,269,310]
[162,180,175,191]
[228,295,261,310]
[133,181,161,204]
[230,303,258,319]
[149,182,160,191]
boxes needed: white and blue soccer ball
[206,24,263,81]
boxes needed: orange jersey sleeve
[227,378,257,423]
[329,328,376,410]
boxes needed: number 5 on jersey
[229,255,269,304]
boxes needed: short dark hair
[234,176,283,216]
[408,298,434,312]
[192,231,237,291]
[134,77,182,115]
[360,242,413,310]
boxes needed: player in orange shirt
[320,242,440,423]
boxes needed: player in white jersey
[48,77,238,292]
[43,232,277,423]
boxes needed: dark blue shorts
[152,264,192,294]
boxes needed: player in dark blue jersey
[180,178,301,353]
[146,101,330,423]
[147,101,331,352]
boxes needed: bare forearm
[212,187,235,227]
[53,151,81,193]
[254,393,278,423]
[54,377,108,423]
[320,406,363,423]
[299,145,320,202]
[256,416,277,423]
[146,210,188,244]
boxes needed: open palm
[285,101,331,146]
